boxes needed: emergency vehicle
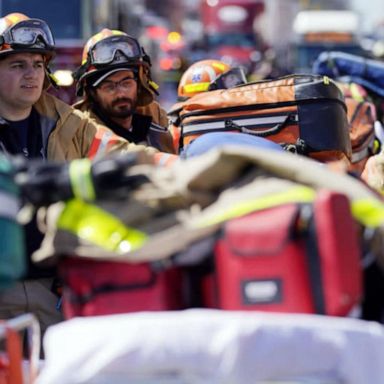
[200,0,266,74]
[292,10,365,73]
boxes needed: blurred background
[0,0,382,110]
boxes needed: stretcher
[312,51,384,97]
[0,313,40,384]
[36,309,384,384]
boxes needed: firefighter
[169,59,247,153]
[177,59,247,101]
[73,28,175,154]
[0,13,165,350]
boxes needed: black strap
[301,205,326,314]
[224,113,295,138]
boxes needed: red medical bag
[207,190,362,316]
[59,258,184,318]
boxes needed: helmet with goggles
[178,59,247,100]
[0,13,55,62]
[73,28,158,107]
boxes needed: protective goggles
[0,18,55,50]
[88,35,143,66]
[208,67,247,91]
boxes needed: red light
[146,26,168,40]
[159,57,174,71]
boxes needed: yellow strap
[58,199,147,253]
[192,185,384,230]
[149,80,159,90]
[349,83,365,102]
[69,159,96,201]
[373,139,381,155]
[193,186,316,228]
[351,199,384,228]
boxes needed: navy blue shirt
[0,108,43,158]
[0,108,53,278]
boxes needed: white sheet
[36,309,384,384]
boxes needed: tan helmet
[73,28,158,107]
[0,13,55,62]
[177,59,246,100]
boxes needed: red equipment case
[59,258,185,318]
[208,190,362,316]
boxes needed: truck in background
[198,0,266,76]
[291,10,365,73]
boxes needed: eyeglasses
[89,35,142,66]
[0,18,55,50]
[208,67,247,91]
[97,76,137,94]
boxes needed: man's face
[0,52,45,114]
[93,70,138,119]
